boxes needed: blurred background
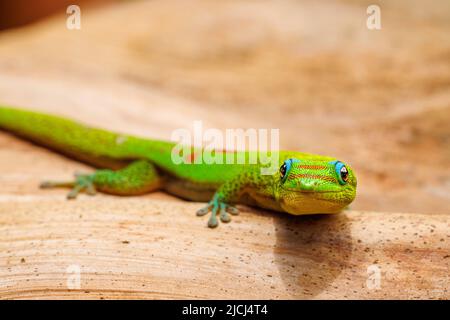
[0,0,448,214]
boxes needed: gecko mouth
[284,189,341,193]
[280,186,355,204]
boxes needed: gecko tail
[0,105,134,168]
[0,105,177,170]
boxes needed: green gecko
[0,106,357,228]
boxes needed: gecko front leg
[196,175,246,228]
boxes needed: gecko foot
[40,172,96,200]
[196,196,239,228]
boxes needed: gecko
[0,106,357,228]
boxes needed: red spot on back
[184,151,199,164]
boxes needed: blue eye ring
[331,161,349,185]
[280,158,299,182]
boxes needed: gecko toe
[85,184,97,196]
[207,202,220,228]
[66,185,83,200]
[196,206,211,216]
[207,216,219,228]
[219,203,231,223]
[40,181,54,189]
[219,212,231,223]
[226,205,239,215]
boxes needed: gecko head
[276,158,357,215]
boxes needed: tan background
[0,0,449,299]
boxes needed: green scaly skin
[0,106,357,228]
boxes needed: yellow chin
[280,195,346,215]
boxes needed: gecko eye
[340,166,348,182]
[280,159,297,182]
[334,161,349,185]
[280,163,287,180]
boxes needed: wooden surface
[1,192,449,299]
[0,0,449,299]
